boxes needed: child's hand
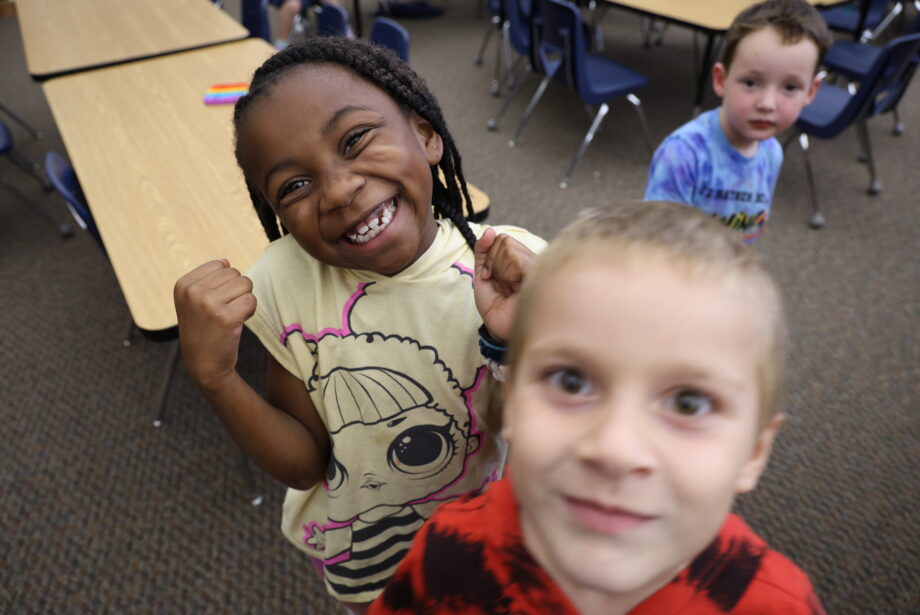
[474,229,536,342]
[173,259,257,390]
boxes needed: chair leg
[487,64,532,131]
[152,338,180,428]
[475,15,500,66]
[0,178,73,237]
[797,133,825,229]
[892,107,905,136]
[491,21,509,96]
[501,22,515,90]
[124,318,136,348]
[627,93,653,157]
[6,150,52,191]
[855,120,881,195]
[499,53,527,96]
[587,0,607,51]
[0,102,42,140]
[862,1,903,42]
[508,72,553,148]
[559,102,609,190]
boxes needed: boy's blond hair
[506,201,788,424]
[721,0,833,74]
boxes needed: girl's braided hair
[233,37,478,249]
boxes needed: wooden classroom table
[602,0,850,111]
[42,38,274,333]
[16,0,248,80]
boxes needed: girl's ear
[734,413,784,494]
[412,114,444,166]
[712,62,727,98]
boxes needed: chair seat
[581,54,649,104]
[797,83,855,138]
[823,40,881,80]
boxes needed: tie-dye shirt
[644,108,782,243]
[369,476,826,615]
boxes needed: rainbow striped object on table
[204,82,249,105]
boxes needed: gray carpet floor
[1,1,918,613]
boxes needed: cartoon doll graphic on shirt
[277,277,500,598]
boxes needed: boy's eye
[547,368,593,397]
[784,83,801,92]
[743,79,757,88]
[669,390,714,417]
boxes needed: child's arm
[174,260,329,490]
[473,228,536,342]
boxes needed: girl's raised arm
[174,260,329,490]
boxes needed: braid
[233,37,479,249]
[247,179,284,240]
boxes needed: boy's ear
[804,73,822,106]
[734,414,784,494]
[411,114,444,167]
[712,62,727,98]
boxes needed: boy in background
[644,0,832,242]
[368,200,825,614]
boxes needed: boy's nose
[756,88,777,111]
[575,396,656,479]
[320,166,364,213]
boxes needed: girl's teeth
[347,200,397,244]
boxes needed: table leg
[693,32,716,116]
[353,0,364,37]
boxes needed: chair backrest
[505,0,534,57]
[820,0,892,32]
[538,0,587,93]
[866,31,920,116]
[316,3,350,37]
[44,151,103,247]
[811,31,920,135]
[370,17,410,62]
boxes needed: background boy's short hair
[720,0,834,72]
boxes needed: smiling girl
[173,37,543,613]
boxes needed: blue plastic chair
[793,31,920,228]
[370,17,410,62]
[44,151,102,246]
[0,120,71,237]
[486,0,554,131]
[512,0,651,189]
[316,2,350,37]
[821,12,920,134]
[819,0,904,42]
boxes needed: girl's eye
[743,79,757,88]
[785,83,801,92]
[547,368,593,397]
[279,178,311,202]
[669,390,714,417]
[343,127,371,154]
